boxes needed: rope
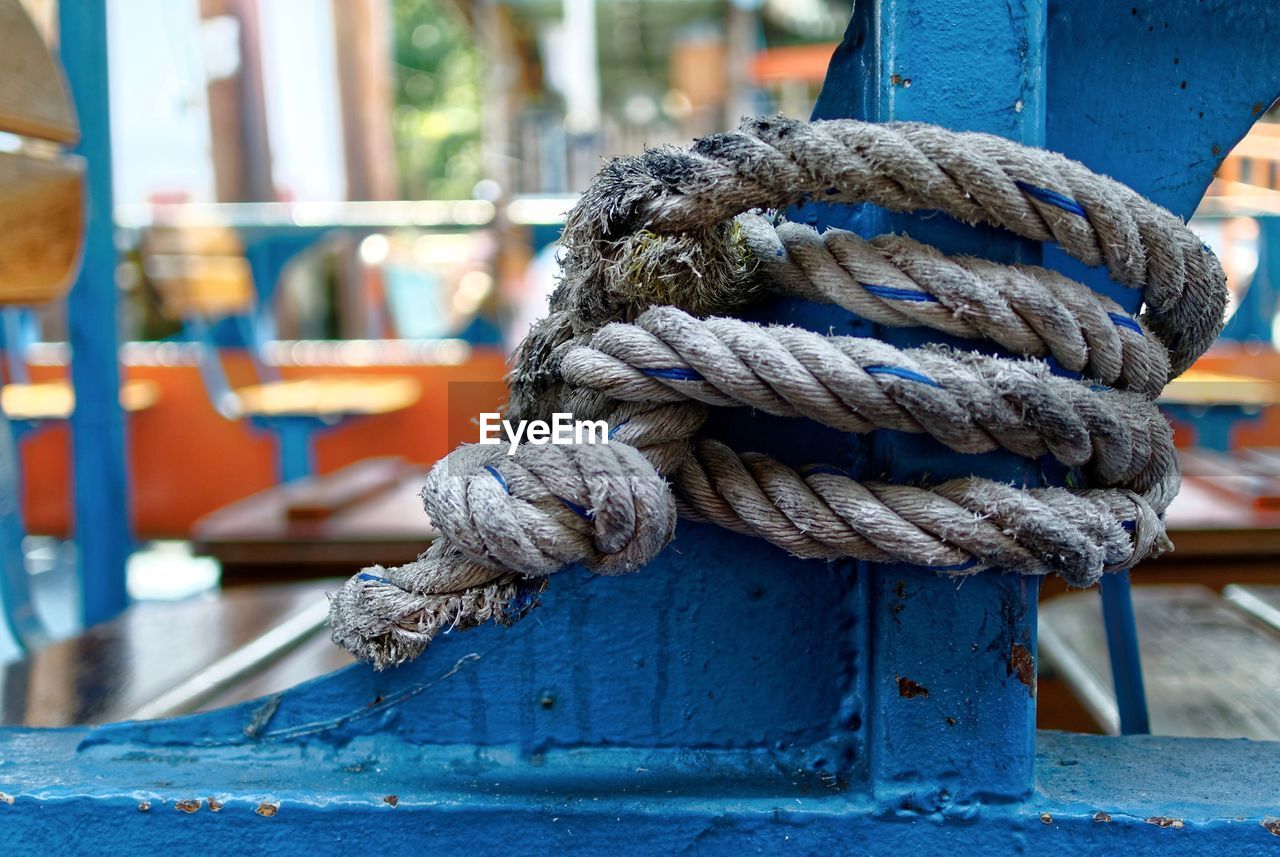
[329,115,1226,669]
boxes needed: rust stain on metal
[1262,817,1280,836]
[1093,811,1112,823]
[1009,642,1036,697]
[384,795,399,808]
[208,797,224,812]
[137,801,151,812]
[174,799,202,814]
[897,676,929,699]
[1039,812,1053,824]
[256,801,280,817]
[1145,816,1184,829]
[889,74,912,88]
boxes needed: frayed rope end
[328,566,548,670]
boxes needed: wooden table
[192,459,435,584]
[1,580,351,727]
[1162,473,1280,557]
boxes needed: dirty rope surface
[331,116,1226,668]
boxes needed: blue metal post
[59,0,132,625]
[1099,571,1151,734]
[809,0,1046,804]
[269,418,318,482]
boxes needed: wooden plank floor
[1040,584,1280,738]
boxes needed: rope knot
[423,440,677,577]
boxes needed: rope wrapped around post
[330,115,1226,669]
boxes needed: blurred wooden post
[332,0,397,201]
[199,0,275,202]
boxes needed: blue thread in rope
[357,572,389,583]
[1108,312,1144,334]
[559,496,595,521]
[608,417,630,439]
[865,364,943,388]
[643,367,705,382]
[862,283,939,303]
[1015,181,1088,217]
[485,465,509,493]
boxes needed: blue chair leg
[0,411,47,652]
[272,419,318,483]
[1100,570,1151,734]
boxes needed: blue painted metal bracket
[1,1,1279,853]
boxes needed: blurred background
[2,0,1280,736]
[0,0,861,723]
[11,0,853,602]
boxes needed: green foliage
[392,0,484,199]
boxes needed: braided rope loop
[331,116,1224,667]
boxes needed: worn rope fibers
[330,115,1226,669]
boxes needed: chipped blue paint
[2,1,1279,853]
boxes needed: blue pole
[59,0,132,626]
[272,419,318,483]
[1099,571,1151,734]
[810,0,1046,803]
[0,404,46,651]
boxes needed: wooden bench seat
[233,375,420,419]
[0,580,348,726]
[1,378,159,422]
[1039,584,1280,738]
[283,455,406,521]
[1158,369,1280,407]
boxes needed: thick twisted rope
[330,115,1225,668]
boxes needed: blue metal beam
[59,0,132,626]
[809,0,1047,805]
[2,711,1280,852]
